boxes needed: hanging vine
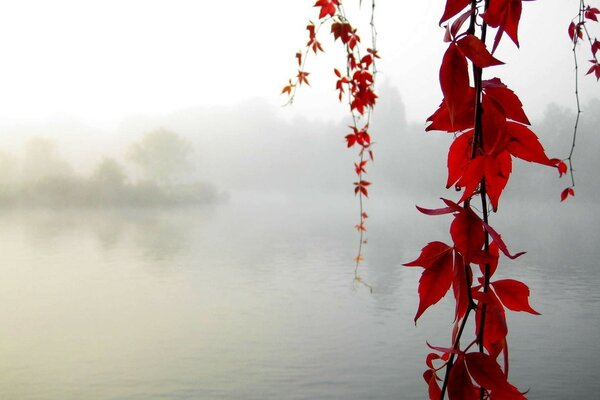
[282,0,378,291]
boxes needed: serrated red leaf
[483,78,530,125]
[506,122,553,165]
[440,43,471,129]
[457,35,504,68]
[492,279,540,315]
[405,242,454,322]
[440,0,471,25]
[297,70,310,86]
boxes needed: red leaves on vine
[561,187,575,201]
[314,0,339,19]
[585,6,600,21]
[440,0,471,25]
[587,60,600,79]
[482,0,523,52]
[297,71,310,86]
[447,356,479,400]
[569,21,584,43]
[354,180,371,197]
[464,352,526,399]
[457,35,504,68]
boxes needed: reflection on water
[0,196,597,399]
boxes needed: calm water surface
[0,196,598,399]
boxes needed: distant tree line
[0,128,225,208]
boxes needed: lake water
[0,195,598,399]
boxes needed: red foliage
[284,0,599,397]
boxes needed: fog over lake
[0,84,599,399]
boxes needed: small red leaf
[314,0,339,19]
[439,0,471,25]
[482,221,526,260]
[457,35,504,68]
[561,187,575,202]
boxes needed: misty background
[0,1,599,399]
[0,81,598,208]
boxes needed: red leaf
[585,6,600,22]
[447,356,479,400]
[404,241,453,269]
[440,0,471,25]
[464,352,507,392]
[568,22,576,41]
[457,35,504,68]
[586,62,600,81]
[450,207,485,264]
[447,130,474,189]
[592,39,600,57]
[331,22,353,43]
[561,187,575,202]
[426,96,476,132]
[313,0,339,19]
[492,279,540,315]
[449,8,474,39]
[483,78,530,125]
[297,70,310,86]
[440,43,471,129]
[482,0,523,52]
[416,204,456,216]
[557,160,568,177]
[423,369,442,400]
[465,352,526,398]
[405,242,454,322]
[506,122,553,165]
[474,290,508,358]
[482,221,526,260]
[452,251,471,321]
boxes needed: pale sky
[0,0,596,127]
